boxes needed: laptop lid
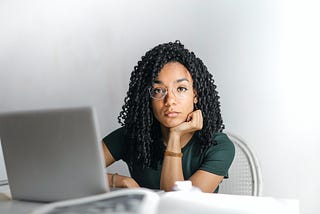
[0,106,109,202]
[0,141,8,185]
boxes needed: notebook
[0,106,109,202]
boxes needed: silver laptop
[0,106,109,202]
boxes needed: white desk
[0,185,299,214]
[0,185,43,214]
[0,200,42,213]
[159,191,299,214]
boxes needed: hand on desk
[113,174,140,188]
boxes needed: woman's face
[151,62,196,129]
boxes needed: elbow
[160,182,176,192]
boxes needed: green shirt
[103,127,235,192]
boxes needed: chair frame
[225,132,263,196]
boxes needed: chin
[161,118,185,128]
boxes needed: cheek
[151,101,162,118]
[184,98,195,112]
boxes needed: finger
[188,112,199,129]
[194,110,203,129]
[186,112,194,122]
[199,110,203,129]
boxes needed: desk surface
[0,200,42,213]
[0,185,42,214]
[1,185,300,214]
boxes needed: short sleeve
[200,133,235,178]
[102,127,127,161]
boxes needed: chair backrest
[219,132,262,196]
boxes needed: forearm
[107,173,140,188]
[160,134,185,191]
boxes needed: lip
[165,111,180,117]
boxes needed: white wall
[0,0,319,213]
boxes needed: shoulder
[206,132,235,157]
[102,126,126,143]
[214,132,234,146]
[198,132,235,177]
[102,127,127,161]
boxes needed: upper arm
[101,141,116,167]
[189,133,235,192]
[200,133,235,178]
[101,127,127,166]
[189,170,223,193]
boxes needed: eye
[153,87,166,94]
[176,86,188,93]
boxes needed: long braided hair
[118,41,224,170]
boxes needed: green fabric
[103,127,235,192]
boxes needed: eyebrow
[153,78,190,84]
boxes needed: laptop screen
[0,106,109,202]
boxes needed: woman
[102,41,235,193]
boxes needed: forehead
[154,62,193,84]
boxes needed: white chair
[219,132,262,196]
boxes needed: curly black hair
[118,41,224,170]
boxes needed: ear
[193,89,198,104]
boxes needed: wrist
[164,150,183,158]
[166,132,181,147]
[111,173,118,188]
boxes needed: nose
[164,88,176,106]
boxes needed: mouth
[164,111,180,118]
